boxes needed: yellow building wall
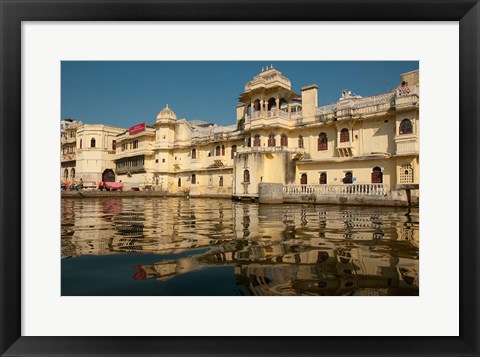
[296,159,396,187]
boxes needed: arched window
[300,173,307,185]
[371,167,383,183]
[267,98,276,110]
[219,176,224,187]
[79,139,82,149]
[253,135,261,147]
[243,170,250,183]
[215,145,221,156]
[231,145,237,159]
[178,177,182,187]
[63,169,69,180]
[319,172,327,185]
[112,140,116,151]
[340,128,350,143]
[399,119,413,135]
[280,134,288,147]
[343,171,353,184]
[90,138,96,148]
[221,145,225,156]
[318,132,328,151]
[191,174,196,184]
[253,99,261,111]
[268,133,276,147]
[298,135,304,149]
[71,168,75,181]
[191,148,197,159]
[247,137,252,147]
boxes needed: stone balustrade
[283,183,389,196]
[61,153,76,162]
[314,89,418,118]
[243,88,419,126]
[237,146,304,155]
[61,136,76,144]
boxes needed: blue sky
[61,61,418,128]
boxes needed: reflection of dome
[156,104,177,122]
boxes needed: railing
[61,137,76,144]
[61,154,76,162]
[395,134,419,154]
[237,146,304,155]
[249,109,292,120]
[352,92,395,109]
[284,184,389,196]
[115,166,146,175]
[316,103,337,115]
[314,88,418,118]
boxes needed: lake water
[61,197,419,296]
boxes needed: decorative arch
[399,119,413,135]
[70,168,75,181]
[371,167,383,183]
[318,132,328,151]
[267,98,276,110]
[319,172,327,185]
[243,170,250,183]
[343,171,353,184]
[279,98,288,111]
[102,169,115,182]
[300,173,307,185]
[63,169,69,181]
[253,99,261,111]
[340,128,350,143]
[268,133,276,147]
[253,134,261,147]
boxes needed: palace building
[61,66,419,204]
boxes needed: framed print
[1,0,479,356]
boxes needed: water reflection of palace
[61,198,419,295]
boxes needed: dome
[156,104,177,122]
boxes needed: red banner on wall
[129,123,146,135]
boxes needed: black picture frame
[1,0,479,356]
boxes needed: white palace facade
[61,67,419,203]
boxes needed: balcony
[336,141,356,157]
[284,183,389,196]
[395,91,419,110]
[61,136,76,144]
[313,88,418,121]
[61,153,76,162]
[115,166,146,175]
[115,147,154,159]
[395,134,419,156]
[237,146,305,156]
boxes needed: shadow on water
[61,197,419,296]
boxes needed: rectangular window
[133,140,139,149]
